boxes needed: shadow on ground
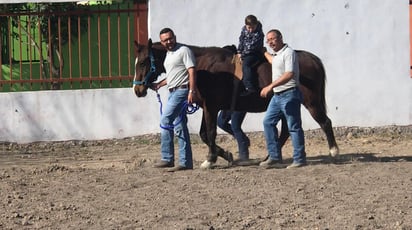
[229,153,412,169]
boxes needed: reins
[156,91,199,130]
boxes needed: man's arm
[151,78,167,91]
[187,67,200,103]
[264,51,273,64]
[260,71,294,98]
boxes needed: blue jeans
[263,88,306,163]
[160,88,193,168]
[241,54,260,90]
[217,110,250,160]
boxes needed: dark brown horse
[133,40,339,169]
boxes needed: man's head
[245,15,258,33]
[159,28,176,51]
[266,29,283,52]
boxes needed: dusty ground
[0,126,411,229]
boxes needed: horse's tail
[313,53,327,114]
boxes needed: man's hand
[188,90,202,104]
[150,79,166,91]
[150,83,160,91]
[260,85,273,98]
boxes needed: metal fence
[0,2,147,91]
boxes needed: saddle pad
[231,55,243,80]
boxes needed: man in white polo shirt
[259,29,307,169]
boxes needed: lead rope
[156,92,199,130]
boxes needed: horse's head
[133,39,166,97]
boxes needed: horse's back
[190,46,235,73]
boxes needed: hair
[245,15,258,26]
[267,29,283,40]
[159,27,174,36]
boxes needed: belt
[168,84,188,92]
[274,87,296,95]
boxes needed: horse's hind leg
[278,114,290,147]
[305,105,339,157]
[320,116,339,157]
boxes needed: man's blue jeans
[217,110,250,160]
[160,88,193,168]
[263,88,306,163]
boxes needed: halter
[133,48,157,87]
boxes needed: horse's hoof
[227,152,234,166]
[329,146,340,158]
[200,160,214,169]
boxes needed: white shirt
[271,44,299,93]
[163,43,196,89]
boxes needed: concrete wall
[1,0,411,143]
[0,88,203,143]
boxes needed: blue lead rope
[156,92,200,130]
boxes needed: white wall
[1,0,411,143]
[149,0,412,128]
[0,88,203,143]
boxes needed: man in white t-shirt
[259,29,307,169]
[151,28,200,172]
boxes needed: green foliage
[1,2,136,92]
[35,3,90,46]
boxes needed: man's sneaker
[153,160,174,168]
[167,165,192,172]
[259,158,283,169]
[234,158,252,166]
[286,162,307,169]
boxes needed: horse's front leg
[199,115,218,163]
[199,110,233,169]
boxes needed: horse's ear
[134,40,144,53]
[148,39,152,48]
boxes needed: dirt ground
[0,126,411,230]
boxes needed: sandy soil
[1,126,411,229]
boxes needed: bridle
[133,46,158,87]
